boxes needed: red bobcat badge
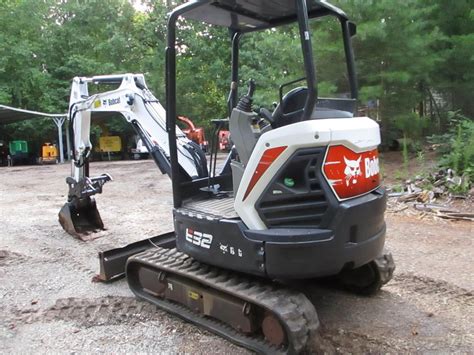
[323,145,380,200]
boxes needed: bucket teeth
[58,197,105,240]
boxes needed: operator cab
[167,0,360,203]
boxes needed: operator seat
[271,87,353,128]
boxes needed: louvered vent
[256,148,329,228]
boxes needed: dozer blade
[58,197,105,241]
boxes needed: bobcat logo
[344,156,361,186]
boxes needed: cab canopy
[181,0,348,31]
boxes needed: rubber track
[127,248,320,354]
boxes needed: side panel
[264,188,386,278]
[234,117,381,230]
[174,210,265,277]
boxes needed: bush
[393,112,427,152]
[428,111,474,188]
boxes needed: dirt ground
[0,157,472,353]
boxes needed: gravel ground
[0,159,472,353]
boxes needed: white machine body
[234,117,381,230]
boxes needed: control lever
[247,79,256,98]
[236,79,256,112]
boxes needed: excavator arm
[59,73,208,238]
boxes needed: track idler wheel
[336,250,395,295]
[58,196,105,240]
[262,312,287,347]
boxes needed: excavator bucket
[58,197,105,241]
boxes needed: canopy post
[65,119,71,161]
[53,116,66,163]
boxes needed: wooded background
[0,0,472,166]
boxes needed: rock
[432,187,444,195]
[469,187,474,197]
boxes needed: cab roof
[180,0,348,32]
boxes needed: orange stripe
[243,146,287,201]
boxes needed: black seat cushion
[271,87,353,128]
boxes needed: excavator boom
[59,74,208,238]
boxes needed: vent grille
[256,149,329,228]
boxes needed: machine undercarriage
[97,232,394,354]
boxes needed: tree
[428,0,474,118]
[0,0,472,151]
[333,0,441,143]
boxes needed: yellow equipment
[99,136,122,153]
[40,143,58,164]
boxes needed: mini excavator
[59,1,395,353]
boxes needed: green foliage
[176,21,230,124]
[416,150,425,166]
[392,112,428,152]
[0,0,473,156]
[239,25,304,107]
[402,133,409,176]
[428,112,474,189]
[393,169,407,182]
[394,113,428,141]
[428,0,474,118]
[441,114,474,180]
[337,0,442,148]
[391,184,404,193]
